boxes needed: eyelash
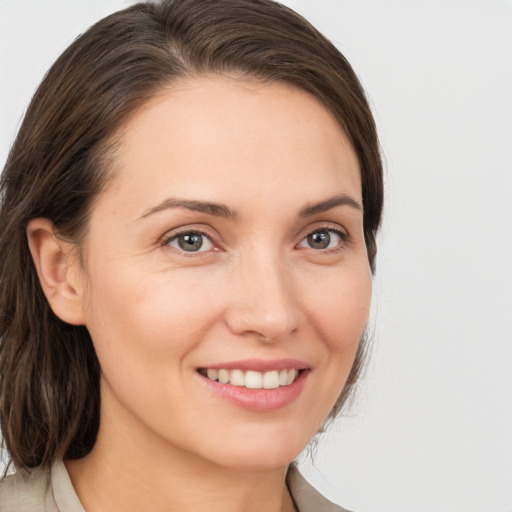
[161,227,218,254]
[161,225,348,254]
[296,225,348,252]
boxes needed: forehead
[101,77,361,215]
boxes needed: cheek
[292,263,371,430]
[82,263,222,373]
[302,264,372,353]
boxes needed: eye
[298,228,345,250]
[166,231,214,252]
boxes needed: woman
[0,0,383,510]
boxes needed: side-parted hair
[0,0,383,471]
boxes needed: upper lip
[197,358,310,372]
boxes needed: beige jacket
[0,462,349,511]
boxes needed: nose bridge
[225,245,298,341]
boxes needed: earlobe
[27,218,86,326]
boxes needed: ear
[27,218,86,326]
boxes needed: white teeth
[263,370,279,389]
[202,368,301,388]
[207,369,219,381]
[245,370,263,389]
[230,369,245,387]
[286,369,297,385]
[218,369,230,384]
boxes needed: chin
[202,428,313,472]
[217,449,299,472]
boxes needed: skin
[28,77,372,511]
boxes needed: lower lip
[197,370,309,412]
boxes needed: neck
[66,388,296,512]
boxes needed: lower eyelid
[160,226,348,252]
[298,228,347,247]
[163,231,215,252]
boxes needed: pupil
[308,231,330,249]
[178,233,203,251]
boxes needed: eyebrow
[139,198,238,220]
[139,193,361,221]
[299,194,362,217]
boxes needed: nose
[224,252,299,343]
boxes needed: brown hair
[0,0,383,472]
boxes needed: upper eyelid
[160,226,221,251]
[298,222,349,240]
[295,224,350,253]
[159,222,349,248]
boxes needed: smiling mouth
[197,368,301,389]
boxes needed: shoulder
[0,466,57,512]
[0,462,84,512]
[287,466,353,512]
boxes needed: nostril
[224,308,299,343]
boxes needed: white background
[1,1,511,511]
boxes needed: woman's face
[77,77,372,471]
